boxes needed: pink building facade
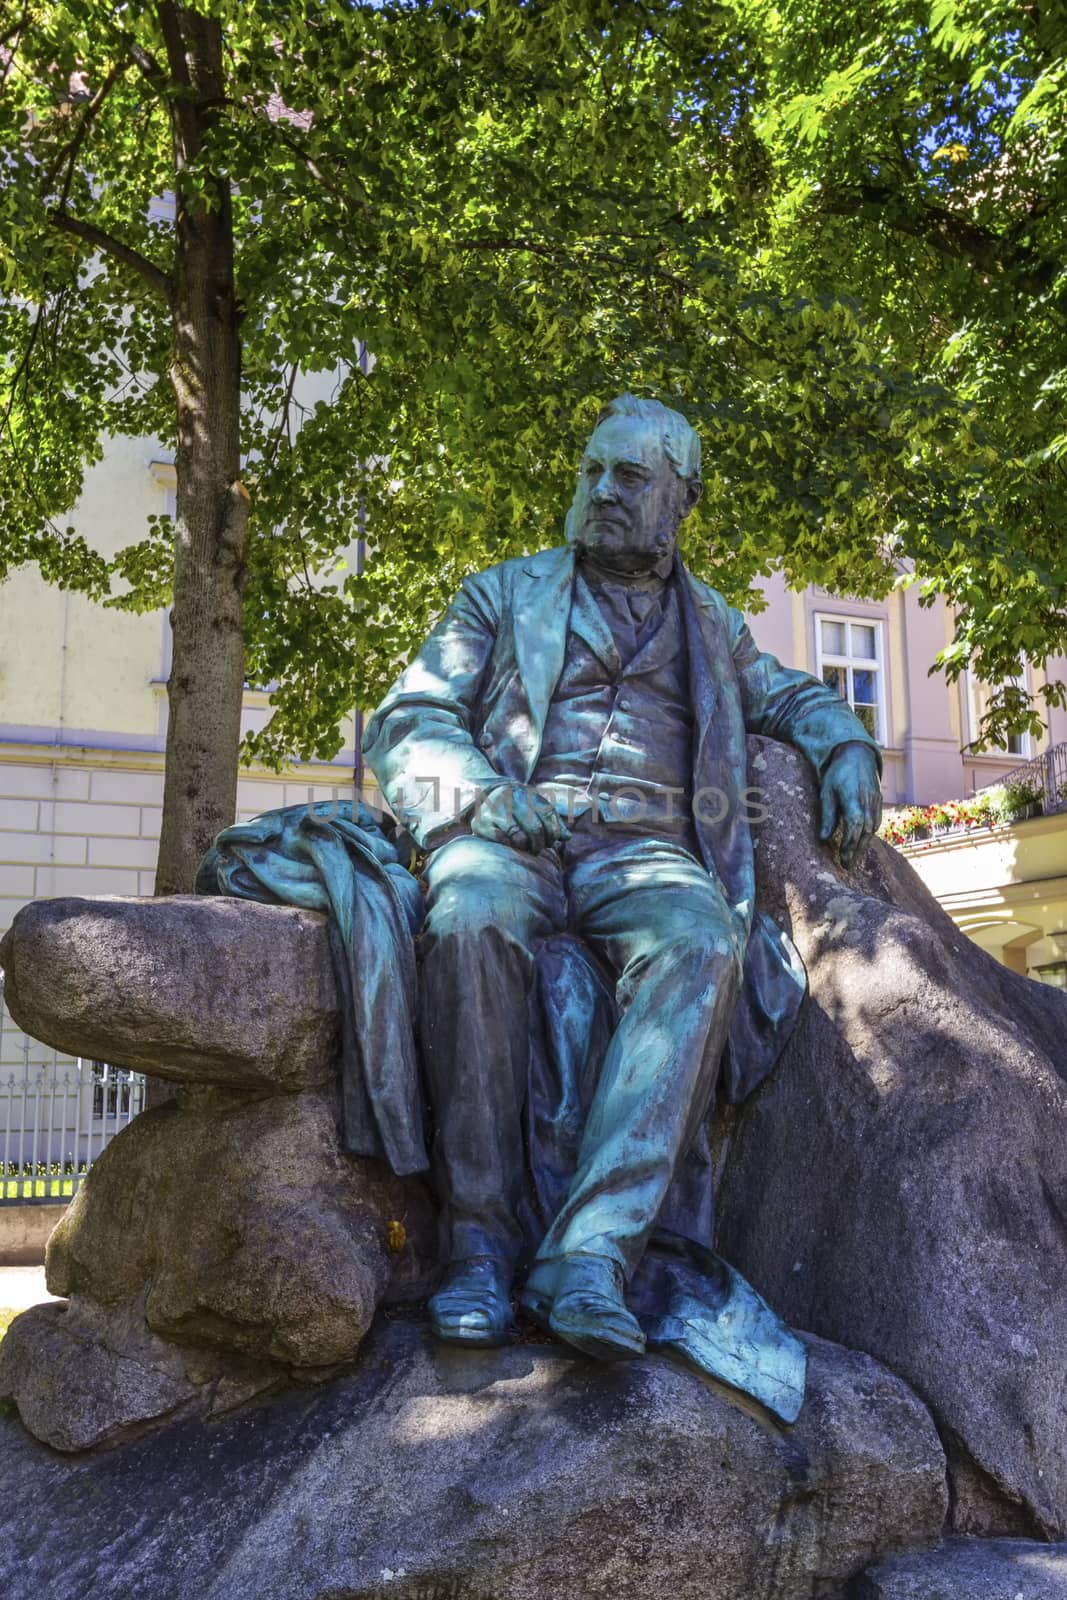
[747,572,1067,807]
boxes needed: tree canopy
[0,0,1064,814]
[740,0,1067,742]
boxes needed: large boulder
[0,1296,201,1453]
[0,1318,946,1600]
[0,895,339,1089]
[0,893,436,1452]
[716,739,1067,1539]
[0,1086,435,1447]
[856,1536,1067,1598]
[43,1089,434,1368]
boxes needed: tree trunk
[154,4,247,897]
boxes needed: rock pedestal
[0,1319,946,1600]
[0,894,339,1087]
[716,740,1067,1540]
[856,1537,1067,1598]
[0,896,435,1449]
[0,735,1065,1588]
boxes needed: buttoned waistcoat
[533,574,695,844]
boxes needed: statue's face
[566,413,690,574]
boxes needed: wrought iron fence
[0,980,144,1205]
[980,741,1067,815]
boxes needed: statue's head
[565,394,702,574]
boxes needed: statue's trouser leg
[535,837,743,1281]
[420,835,566,1268]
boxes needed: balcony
[899,750,1067,980]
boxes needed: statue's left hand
[818,743,883,869]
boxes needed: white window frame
[814,612,887,745]
[965,669,1032,759]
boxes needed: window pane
[855,704,878,737]
[852,668,878,704]
[850,623,877,659]
[820,619,846,656]
[822,664,847,698]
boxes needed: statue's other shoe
[429,1256,514,1348]
[528,1253,646,1362]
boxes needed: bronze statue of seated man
[363,394,881,1390]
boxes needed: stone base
[0,1295,283,1451]
[0,1316,945,1600]
[856,1537,1067,1597]
[44,1089,436,1381]
[0,1202,66,1266]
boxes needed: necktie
[594,578,665,665]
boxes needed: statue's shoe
[429,1256,514,1348]
[521,1253,645,1362]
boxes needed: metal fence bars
[983,741,1067,816]
[0,987,144,1205]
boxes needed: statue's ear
[684,476,703,514]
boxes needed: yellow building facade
[0,419,363,1093]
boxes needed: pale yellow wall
[902,812,1067,979]
[0,418,369,959]
[0,748,364,938]
[0,574,165,738]
[0,436,170,739]
[0,430,362,754]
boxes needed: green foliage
[0,0,1064,764]
[1,1158,84,1201]
[739,0,1067,747]
[987,777,1043,822]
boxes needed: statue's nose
[592,472,619,503]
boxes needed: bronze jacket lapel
[509,546,575,778]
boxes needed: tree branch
[126,37,165,83]
[49,210,174,301]
[45,58,127,205]
[820,184,1056,295]
[0,6,29,93]
[155,0,200,164]
[155,0,192,88]
[0,302,43,441]
[268,124,371,210]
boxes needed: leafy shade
[739,0,1067,746]
[0,0,1061,796]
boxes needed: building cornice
[0,740,357,788]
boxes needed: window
[966,671,1031,758]
[815,614,884,742]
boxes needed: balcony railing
[979,741,1067,815]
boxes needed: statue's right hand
[471,783,567,854]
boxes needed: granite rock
[0,1317,946,1600]
[717,738,1067,1539]
[0,895,339,1089]
[0,1296,199,1452]
[855,1537,1067,1598]
[45,1089,434,1378]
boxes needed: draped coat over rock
[364,545,881,1101]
